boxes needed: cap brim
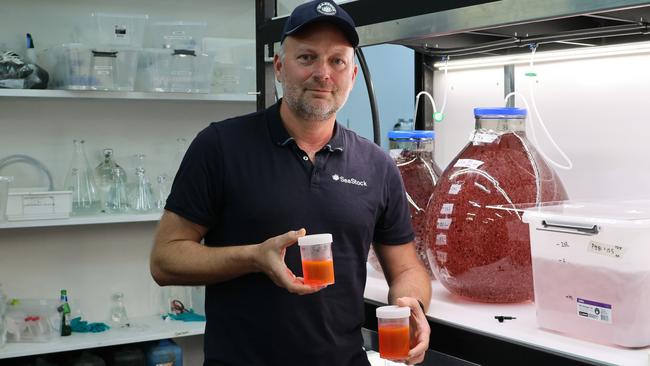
[283,16,359,47]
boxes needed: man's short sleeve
[373,158,415,245]
[165,125,222,227]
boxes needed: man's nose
[312,60,331,80]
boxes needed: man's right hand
[253,228,325,295]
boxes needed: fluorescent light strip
[434,41,650,71]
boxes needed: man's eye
[298,55,314,61]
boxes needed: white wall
[433,51,650,201]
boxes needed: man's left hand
[396,297,430,365]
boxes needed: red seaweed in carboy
[425,107,568,303]
[368,130,441,278]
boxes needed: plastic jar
[298,234,335,286]
[426,107,568,303]
[376,305,410,361]
[368,131,441,278]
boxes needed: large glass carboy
[368,130,441,278]
[426,107,568,303]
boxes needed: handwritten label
[440,203,454,215]
[436,218,452,230]
[454,159,484,169]
[448,184,462,195]
[588,241,625,259]
[435,233,447,245]
[470,132,499,144]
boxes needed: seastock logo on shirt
[332,174,367,187]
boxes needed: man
[150,1,431,365]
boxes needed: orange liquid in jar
[302,259,335,286]
[378,324,410,360]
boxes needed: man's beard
[282,81,342,122]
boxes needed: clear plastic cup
[297,234,335,286]
[376,305,411,361]
[0,176,13,223]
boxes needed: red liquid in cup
[378,324,410,360]
[302,259,335,286]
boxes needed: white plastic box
[138,48,213,93]
[40,44,139,91]
[522,201,650,347]
[6,188,72,221]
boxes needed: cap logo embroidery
[316,2,337,15]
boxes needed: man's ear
[273,54,283,82]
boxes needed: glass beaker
[368,131,442,278]
[107,168,129,213]
[109,292,129,328]
[96,148,127,212]
[297,234,335,286]
[65,139,100,215]
[426,107,568,303]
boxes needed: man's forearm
[387,264,432,310]
[151,240,260,286]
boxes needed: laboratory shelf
[0,89,257,102]
[364,269,650,366]
[0,212,161,229]
[0,315,205,359]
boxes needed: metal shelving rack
[255,1,650,365]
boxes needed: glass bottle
[109,292,129,328]
[65,139,100,214]
[368,131,442,279]
[426,107,568,303]
[106,168,129,213]
[95,148,127,212]
[58,289,72,336]
[130,154,154,213]
[155,174,170,210]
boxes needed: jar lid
[387,130,435,140]
[298,233,333,246]
[376,305,410,319]
[474,107,527,118]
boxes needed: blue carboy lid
[474,107,527,118]
[387,130,436,140]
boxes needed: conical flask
[64,139,100,214]
[107,168,129,213]
[130,154,154,213]
[96,148,127,212]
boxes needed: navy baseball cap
[281,1,359,47]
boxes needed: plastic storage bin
[93,12,148,48]
[6,188,72,221]
[138,49,213,93]
[5,299,58,343]
[521,200,650,347]
[202,37,255,94]
[149,21,207,50]
[40,44,139,91]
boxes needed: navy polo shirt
[165,100,414,366]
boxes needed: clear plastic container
[376,305,410,361]
[211,62,255,94]
[149,21,207,50]
[426,107,568,303]
[40,44,139,91]
[5,299,57,343]
[519,200,650,347]
[298,234,335,286]
[93,12,148,48]
[138,48,213,93]
[368,131,441,278]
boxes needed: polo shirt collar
[268,99,345,152]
